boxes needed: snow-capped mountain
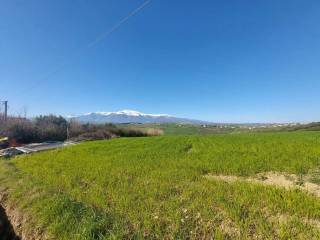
[68,110,209,124]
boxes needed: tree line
[0,115,151,145]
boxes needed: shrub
[68,122,149,141]
[1,116,152,144]
[35,115,68,142]
[73,130,116,142]
[1,115,68,144]
[5,119,37,143]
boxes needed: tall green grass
[1,132,320,239]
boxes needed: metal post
[67,124,70,140]
[4,101,8,121]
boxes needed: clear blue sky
[1,0,320,123]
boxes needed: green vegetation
[1,115,68,143]
[121,122,320,136]
[0,115,150,146]
[121,123,237,135]
[1,132,320,239]
[283,122,320,131]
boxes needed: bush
[68,122,149,141]
[1,116,151,144]
[5,119,37,143]
[35,115,67,142]
[113,128,148,137]
[1,115,68,144]
[73,130,116,142]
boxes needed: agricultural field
[1,132,320,239]
[120,122,320,136]
[120,123,239,135]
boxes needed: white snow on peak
[116,110,144,116]
[80,110,171,117]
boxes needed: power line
[16,0,152,98]
[88,0,151,48]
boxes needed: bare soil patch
[205,172,320,197]
[0,190,45,240]
[0,204,20,240]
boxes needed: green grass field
[1,132,320,239]
[121,122,320,136]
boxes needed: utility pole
[0,100,8,121]
[66,123,70,140]
[4,101,8,121]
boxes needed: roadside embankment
[0,196,20,240]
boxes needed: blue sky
[1,0,320,123]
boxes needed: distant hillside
[69,110,210,124]
[287,122,320,131]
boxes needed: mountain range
[68,110,209,124]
